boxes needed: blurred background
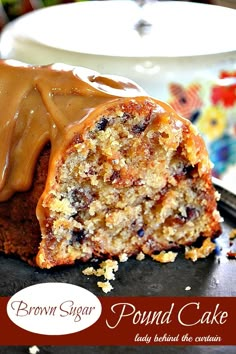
[0,0,235,31]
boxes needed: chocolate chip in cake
[186,207,200,220]
[168,207,200,226]
[110,170,121,182]
[183,165,196,178]
[133,178,144,186]
[71,228,86,244]
[70,188,93,209]
[121,112,131,122]
[178,207,200,223]
[132,122,148,134]
[86,166,97,176]
[96,117,109,131]
[137,228,145,237]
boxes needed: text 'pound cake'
[0,60,222,269]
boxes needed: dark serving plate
[0,208,235,353]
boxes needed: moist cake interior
[36,98,221,268]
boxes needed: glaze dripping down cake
[0,60,221,268]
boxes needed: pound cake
[0,60,221,268]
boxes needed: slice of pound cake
[0,60,221,268]
[36,97,222,268]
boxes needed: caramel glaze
[0,60,146,202]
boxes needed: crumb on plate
[119,253,128,262]
[185,286,191,291]
[185,237,216,262]
[136,251,145,261]
[82,259,118,293]
[97,280,114,293]
[151,250,178,263]
[29,346,40,354]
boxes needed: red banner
[1,296,236,346]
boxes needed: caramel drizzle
[0,60,144,201]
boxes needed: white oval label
[7,282,102,335]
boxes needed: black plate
[0,210,235,353]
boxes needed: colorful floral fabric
[196,106,227,141]
[168,70,236,180]
[211,71,236,108]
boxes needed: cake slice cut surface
[36,97,221,268]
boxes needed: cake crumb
[152,251,178,263]
[82,259,118,292]
[102,260,119,280]
[82,266,96,276]
[29,346,40,354]
[97,280,113,293]
[119,253,128,262]
[185,286,191,291]
[136,251,145,261]
[185,237,216,262]
[83,259,118,280]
